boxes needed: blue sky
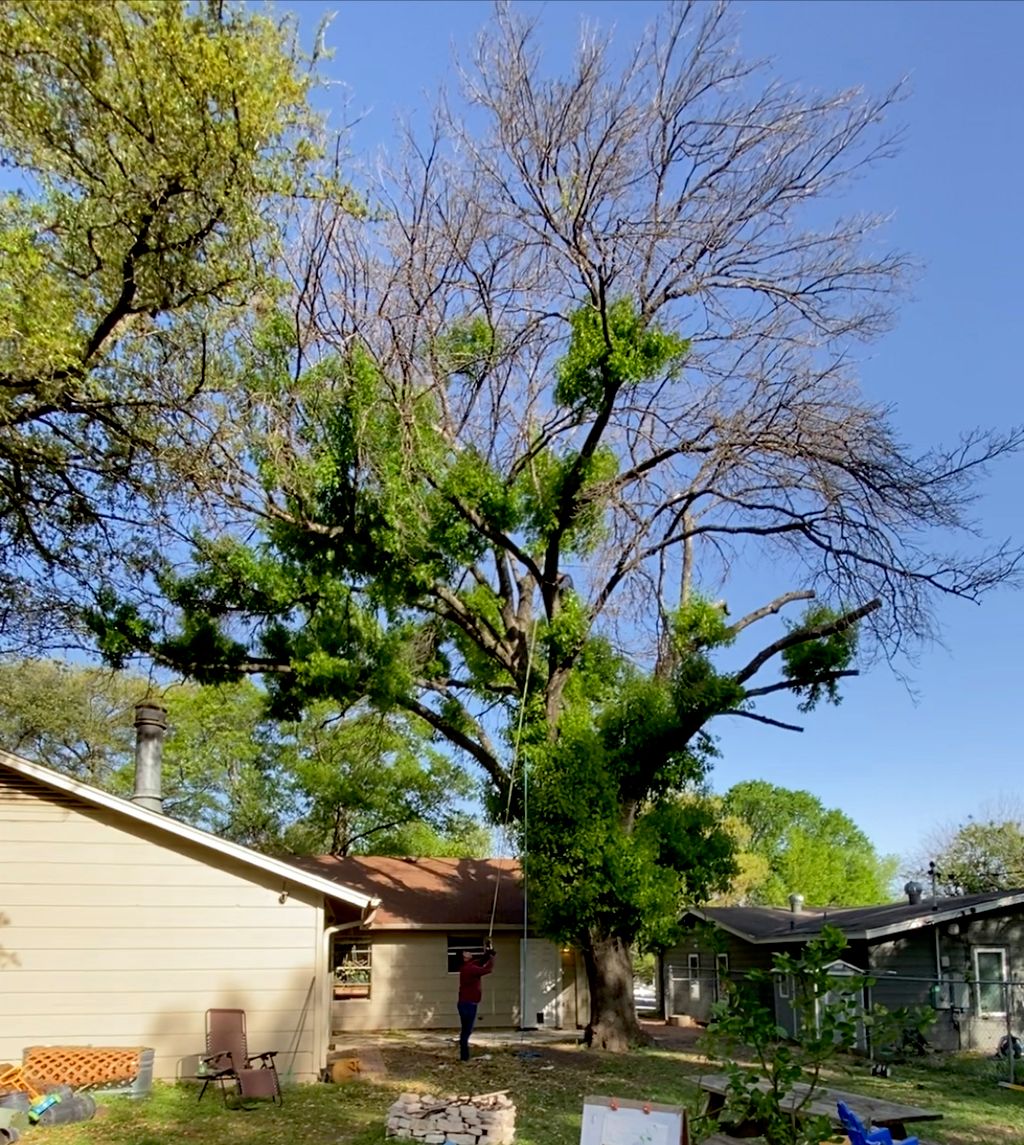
[288,0,1023,869]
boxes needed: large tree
[88,3,1021,1048]
[0,0,325,649]
[913,803,1024,895]
[719,780,897,906]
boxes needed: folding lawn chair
[199,1008,282,1107]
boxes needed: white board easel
[580,1095,688,1145]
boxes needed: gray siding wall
[663,930,773,1023]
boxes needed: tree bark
[581,933,648,1051]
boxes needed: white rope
[487,619,539,940]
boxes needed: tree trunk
[581,933,648,1050]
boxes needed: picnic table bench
[698,1073,943,1141]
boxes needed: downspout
[320,900,380,1072]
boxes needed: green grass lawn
[34,1037,1024,1145]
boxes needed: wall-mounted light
[947,922,960,937]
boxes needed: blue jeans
[457,1001,478,1061]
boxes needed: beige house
[289,855,590,1035]
[0,748,377,1083]
[0,741,587,1083]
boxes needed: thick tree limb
[734,598,882,686]
[742,669,859,699]
[397,693,507,790]
[728,590,816,638]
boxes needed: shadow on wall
[146,966,319,1085]
[0,911,19,969]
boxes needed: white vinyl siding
[0,773,327,1082]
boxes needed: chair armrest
[246,1050,278,1065]
[202,1051,236,1075]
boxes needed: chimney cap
[904,880,923,905]
[134,702,168,727]
[789,893,805,914]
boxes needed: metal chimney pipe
[789,893,805,914]
[132,702,167,813]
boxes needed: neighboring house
[287,855,589,1035]
[0,746,377,1083]
[661,887,1024,1053]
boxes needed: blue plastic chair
[836,1102,918,1145]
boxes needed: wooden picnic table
[698,1073,943,1141]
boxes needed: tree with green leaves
[720,781,898,906]
[0,658,483,856]
[0,657,138,786]
[87,4,1021,1048]
[0,0,326,649]
[274,703,489,858]
[914,806,1024,895]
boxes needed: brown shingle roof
[284,856,524,929]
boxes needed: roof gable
[0,749,379,914]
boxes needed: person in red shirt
[457,941,495,1061]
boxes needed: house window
[333,939,372,1000]
[687,953,700,980]
[974,947,1008,1016]
[715,953,730,999]
[774,956,792,999]
[448,934,487,973]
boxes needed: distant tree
[914,802,1024,894]
[0,658,480,855]
[0,658,137,785]
[275,703,484,857]
[0,0,326,648]
[722,780,897,905]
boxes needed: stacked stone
[386,1091,515,1145]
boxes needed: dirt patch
[640,1019,706,1052]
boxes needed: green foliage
[276,705,480,857]
[554,299,689,413]
[702,925,867,1145]
[782,606,858,711]
[0,1,327,617]
[866,1003,936,1064]
[0,658,138,786]
[433,317,500,385]
[672,597,735,654]
[85,590,157,672]
[519,444,618,556]
[929,817,1024,894]
[523,660,737,955]
[721,781,897,906]
[0,657,479,855]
